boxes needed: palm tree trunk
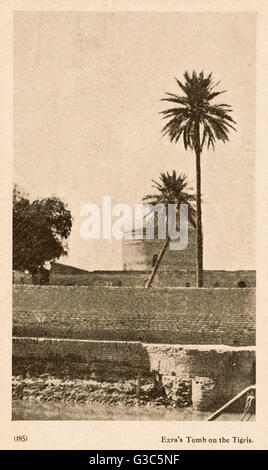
[145,237,170,288]
[195,146,203,287]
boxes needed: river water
[12,400,244,421]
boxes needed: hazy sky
[14,11,256,270]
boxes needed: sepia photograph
[11,9,256,423]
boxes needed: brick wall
[12,337,255,410]
[50,270,150,287]
[49,268,256,287]
[13,286,255,346]
[12,337,149,372]
[156,270,256,288]
[13,337,255,377]
[122,228,196,271]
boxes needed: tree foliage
[160,71,236,286]
[142,170,196,228]
[13,185,73,274]
[160,70,236,151]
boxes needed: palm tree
[143,171,196,287]
[161,71,236,287]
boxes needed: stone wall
[144,343,255,410]
[50,270,150,287]
[12,337,255,411]
[12,337,149,372]
[155,269,256,288]
[13,285,255,346]
[49,267,256,287]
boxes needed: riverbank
[12,374,187,408]
[12,374,250,421]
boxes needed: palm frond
[160,71,236,152]
[142,171,196,228]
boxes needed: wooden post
[136,371,142,401]
[145,237,170,288]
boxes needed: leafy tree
[161,71,236,286]
[142,171,196,287]
[13,185,73,277]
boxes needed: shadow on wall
[12,337,152,377]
